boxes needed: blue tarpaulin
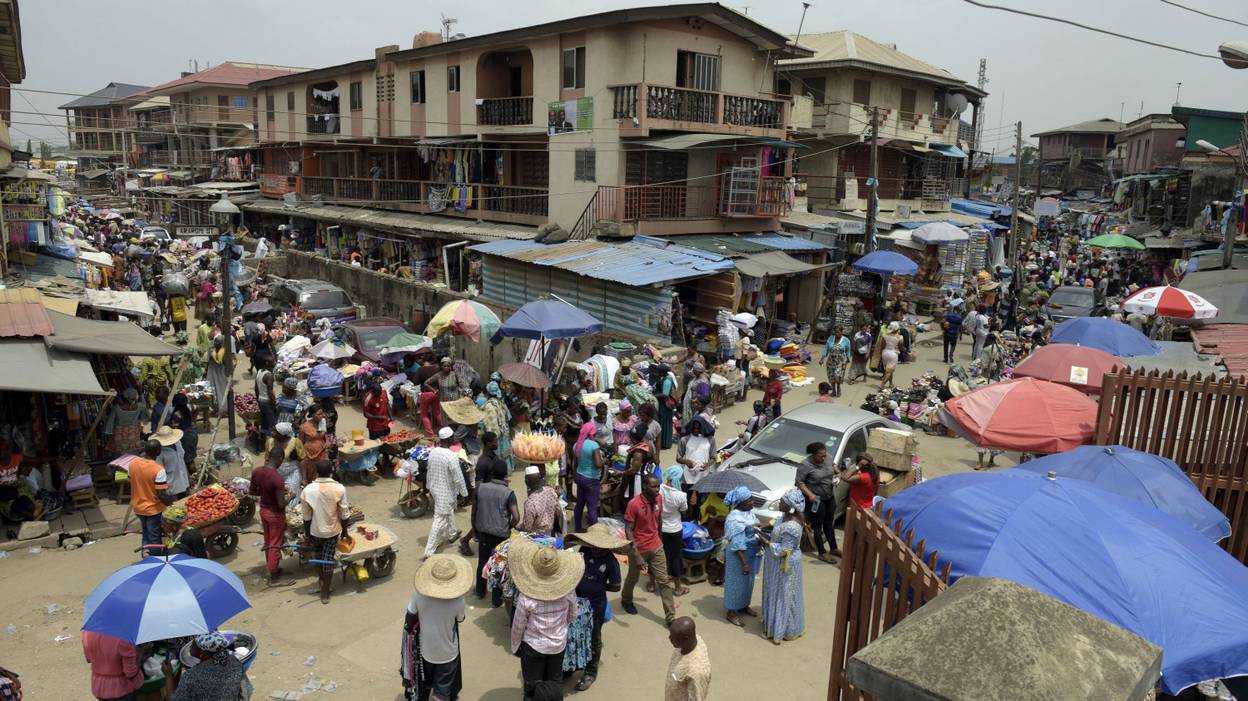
[885,471,1248,694]
[930,143,969,159]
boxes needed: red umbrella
[1012,343,1126,393]
[939,377,1098,453]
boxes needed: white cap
[524,465,541,476]
[274,422,293,437]
[437,426,454,440]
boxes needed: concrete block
[846,576,1161,701]
[17,520,49,540]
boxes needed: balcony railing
[173,105,255,125]
[596,176,788,223]
[929,115,951,133]
[294,175,548,222]
[610,83,788,135]
[476,97,533,127]
[800,173,954,209]
[306,115,341,135]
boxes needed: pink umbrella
[939,377,1098,453]
[1012,343,1126,393]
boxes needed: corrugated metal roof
[57,82,149,110]
[0,289,55,337]
[664,233,830,256]
[1030,118,1123,138]
[780,31,957,82]
[1191,325,1248,381]
[742,232,831,252]
[144,62,307,96]
[471,238,732,286]
[243,199,538,242]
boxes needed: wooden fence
[828,504,951,701]
[1095,368,1248,562]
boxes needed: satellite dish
[945,93,969,116]
[1219,41,1248,69]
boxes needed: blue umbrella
[1015,445,1231,542]
[851,250,918,276]
[491,299,604,343]
[884,471,1248,694]
[83,555,251,644]
[1050,317,1161,357]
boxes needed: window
[231,95,249,110]
[852,79,871,106]
[775,77,791,96]
[286,91,294,110]
[410,70,426,104]
[805,77,826,106]
[447,65,460,92]
[349,81,363,110]
[561,47,586,89]
[574,148,596,182]
[264,95,275,122]
[899,88,916,115]
[676,50,720,92]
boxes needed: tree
[39,142,52,162]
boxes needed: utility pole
[1010,121,1023,274]
[865,106,879,254]
[1229,111,1248,270]
[218,228,237,439]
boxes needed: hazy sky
[12,0,1246,152]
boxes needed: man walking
[519,465,561,537]
[251,447,294,587]
[403,554,472,701]
[509,540,583,700]
[424,427,468,559]
[620,474,677,626]
[666,617,711,701]
[130,439,174,551]
[942,305,963,364]
[469,460,517,606]
[299,459,350,604]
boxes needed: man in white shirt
[404,554,471,701]
[299,459,350,604]
[423,427,468,559]
[254,235,270,259]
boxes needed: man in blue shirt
[942,306,963,364]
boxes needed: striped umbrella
[425,299,501,342]
[1121,285,1219,319]
[82,555,251,644]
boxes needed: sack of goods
[162,272,190,297]
[511,431,566,463]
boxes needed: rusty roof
[1191,324,1248,381]
[144,62,307,97]
[0,289,55,337]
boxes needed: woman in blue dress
[762,488,807,643]
[723,485,764,627]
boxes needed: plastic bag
[162,272,189,296]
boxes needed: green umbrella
[378,332,431,357]
[1086,233,1145,251]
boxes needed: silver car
[718,402,906,521]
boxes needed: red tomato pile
[381,430,422,444]
[185,485,238,526]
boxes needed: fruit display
[184,485,239,527]
[381,430,422,444]
[223,478,250,500]
[511,431,566,463]
[234,393,259,418]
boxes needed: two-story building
[244,5,838,337]
[58,82,148,172]
[140,62,305,175]
[781,31,985,215]
[1117,113,1185,176]
[0,0,24,171]
[1030,118,1122,192]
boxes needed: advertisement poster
[548,97,593,134]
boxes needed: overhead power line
[1159,0,1248,28]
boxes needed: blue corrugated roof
[739,232,831,252]
[951,198,1009,219]
[470,238,733,287]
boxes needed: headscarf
[663,465,684,489]
[490,371,502,382]
[485,380,503,399]
[887,321,900,332]
[194,632,232,666]
[573,420,597,456]
[781,488,805,513]
[724,485,752,508]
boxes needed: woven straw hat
[441,397,486,425]
[509,539,585,601]
[413,555,474,600]
[568,523,630,551]
[153,425,184,446]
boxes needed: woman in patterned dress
[762,488,807,643]
[722,485,763,628]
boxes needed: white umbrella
[911,221,969,245]
[1121,286,1219,319]
[311,338,357,360]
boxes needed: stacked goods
[511,432,566,463]
[184,485,239,526]
[234,393,259,420]
[381,430,422,444]
[865,427,919,499]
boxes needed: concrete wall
[1183,159,1237,226]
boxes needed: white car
[139,226,171,242]
[718,402,907,522]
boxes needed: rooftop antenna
[793,2,813,50]
[738,5,751,15]
[974,58,988,153]
[440,14,458,42]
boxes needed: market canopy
[733,250,826,278]
[929,143,969,159]
[44,311,185,356]
[911,221,969,245]
[81,289,154,320]
[492,299,604,342]
[1051,317,1162,357]
[78,250,115,268]
[852,250,919,276]
[0,339,108,395]
[939,377,1097,452]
